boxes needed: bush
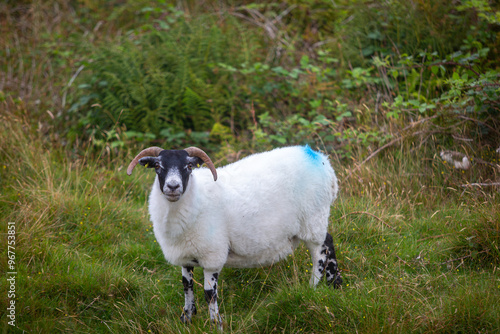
[70,10,255,147]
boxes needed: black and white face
[139,150,203,202]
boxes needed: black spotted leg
[324,233,343,288]
[307,233,343,288]
[204,269,223,329]
[307,240,327,287]
[180,266,197,323]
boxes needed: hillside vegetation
[1,1,499,333]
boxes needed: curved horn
[127,146,164,176]
[184,147,218,181]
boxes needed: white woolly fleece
[149,145,339,272]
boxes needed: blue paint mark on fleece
[303,145,323,166]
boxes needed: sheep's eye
[155,162,160,169]
[187,163,193,170]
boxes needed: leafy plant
[70,10,254,146]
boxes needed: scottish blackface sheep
[127,145,342,328]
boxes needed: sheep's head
[127,147,217,202]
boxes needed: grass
[1,1,499,333]
[1,111,499,333]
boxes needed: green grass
[1,1,499,333]
[1,113,499,333]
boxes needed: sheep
[127,145,342,328]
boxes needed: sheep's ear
[187,156,204,168]
[139,157,158,169]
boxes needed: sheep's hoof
[180,313,191,324]
[180,305,197,323]
[217,322,224,331]
[332,273,343,289]
[327,272,343,289]
[212,316,224,331]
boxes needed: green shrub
[70,11,255,146]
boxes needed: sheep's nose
[167,182,180,191]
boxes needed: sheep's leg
[306,240,327,287]
[180,266,197,323]
[203,269,223,329]
[307,233,342,288]
[324,233,343,288]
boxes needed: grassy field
[1,1,500,333]
[1,111,499,333]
